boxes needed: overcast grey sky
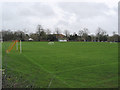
[2,1,118,35]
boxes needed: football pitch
[2,42,118,88]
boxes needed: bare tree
[113,31,116,35]
[46,29,51,35]
[36,25,43,41]
[96,27,106,42]
[55,28,61,34]
[91,34,96,42]
[112,31,118,42]
[64,30,70,37]
[78,30,84,37]
[83,28,89,42]
[55,28,61,39]
[96,27,101,42]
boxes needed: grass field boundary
[22,54,73,88]
[3,42,118,88]
[56,62,118,74]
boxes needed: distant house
[58,39,67,42]
[55,34,67,42]
[54,34,65,39]
[52,34,68,42]
[28,38,33,41]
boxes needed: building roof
[29,38,33,41]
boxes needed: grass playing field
[2,42,118,88]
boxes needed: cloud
[55,2,118,34]
[2,1,118,35]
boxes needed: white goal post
[20,40,22,53]
[15,40,22,53]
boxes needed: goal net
[6,40,22,53]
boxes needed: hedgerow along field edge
[2,42,118,88]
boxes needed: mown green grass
[2,42,118,88]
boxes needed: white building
[28,38,33,41]
[58,39,67,42]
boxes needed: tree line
[1,25,120,42]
